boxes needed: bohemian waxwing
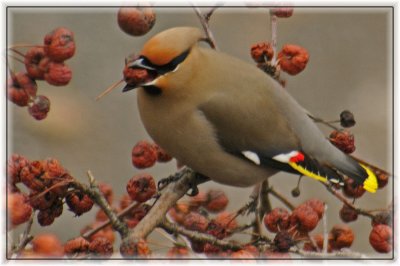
[123,27,378,193]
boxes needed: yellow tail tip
[361,164,378,193]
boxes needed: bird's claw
[157,174,182,190]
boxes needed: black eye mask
[139,49,190,75]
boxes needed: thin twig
[322,204,328,254]
[9,212,35,258]
[308,114,340,131]
[72,171,129,239]
[160,220,242,251]
[268,186,296,210]
[95,79,124,101]
[292,247,365,258]
[193,6,219,50]
[7,54,25,64]
[270,14,278,65]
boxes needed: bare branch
[193,7,219,51]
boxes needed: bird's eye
[141,49,190,75]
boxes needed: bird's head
[123,27,205,94]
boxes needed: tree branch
[193,6,219,50]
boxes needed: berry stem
[8,44,44,49]
[7,54,25,64]
[193,6,219,51]
[95,79,124,101]
[9,211,35,258]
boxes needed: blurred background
[7,6,392,258]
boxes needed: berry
[264,207,290,233]
[278,44,309,75]
[274,231,295,252]
[377,172,389,189]
[20,160,48,191]
[44,27,75,62]
[339,204,358,223]
[43,61,72,86]
[290,204,319,232]
[340,110,356,128]
[131,140,157,169]
[250,42,274,63]
[98,182,113,204]
[369,224,392,253]
[189,191,208,208]
[330,224,354,249]
[372,211,392,227]
[120,238,151,257]
[24,47,47,79]
[8,192,32,227]
[66,191,94,216]
[8,72,37,106]
[88,237,113,257]
[204,189,229,212]
[7,154,30,187]
[28,95,50,120]
[207,211,238,239]
[270,7,294,18]
[168,203,190,224]
[329,130,356,154]
[291,187,300,197]
[303,199,325,219]
[153,143,173,162]
[118,7,156,36]
[81,223,115,244]
[64,237,90,257]
[230,249,255,258]
[342,178,365,198]
[183,212,209,232]
[126,173,156,202]
[119,194,133,210]
[166,245,189,258]
[32,234,64,257]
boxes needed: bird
[122,26,378,193]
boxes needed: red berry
[64,237,90,258]
[330,224,354,249]
[339,204,358,223]
[207,211,238,239]
[251,42,274,63]
[8,72,37,106]
[168,203,190,224]
[274,231,295,252]
[166,246,189,258]
[131,140,157,169]
[8,192,32,227]
[88,237,113,257]
[369,224,392,253]
[264,208,291,233]
[118,7,156,36]
[24,47,47,79]
[303,199,325,219]
[44,61,72,86]
[290,204,319,232]
[342,178,365,198]
[205,189,229,212]
[44,27,75,62]
[278,44,309,75]
[32,234,64,257]
[377,172,389,189]
[123,65,157,88]
[120,238,151,257]
[183,212,209,232]
[66,191,94,216]
[270,8,294,18]
[7,154,30,187]
[126,173,156,202]
[153,143,173,162]
[98,182,113,205]
[329,130,356,154]
[28,95,50,120]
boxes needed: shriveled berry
[274,231,295,252]
[340,110,356,128]
[377,172,389,189]
[126,173,156,202]
[207,211,238,239]
[66,191,94,216]
[64,237,90,257]
[29,191,57,211]
[120,238,151,257]
[290,204,319,232]
[369,224,392,253]
[166,245,189,258]
[291,187,300,197]
[190,240,205,253]
[183,212,209,232]
[330,224,354,249]
[37,209,56,226]
[168,203,190,224]
[8,72,37,106]
[153,143,173,162]
[329,130,356,154]
[270,7,294,18]
[189,191,208,208]
[304,199,325,219]
[119,194,133,210]
[28,95,50,120]
[32,234,64,257]
[44,61,72,86]
[278,44,309,75]
[230,249,255,258]
[7,154,30,186]
[342,178,365,198]
[251,42,274,63]
[131,140,157,169]
[44,27,75,62]
[88,237,113,257]
[8,192,32,227]
[20,160,48,191]
[264,207,290,233]
[118,7,156,36]
[339,204,358,223]
[205,189,229,212]
[81,223,115,244]
[24,47,47,79]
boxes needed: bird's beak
[122,84,137,92]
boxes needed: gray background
[8,7,392,257]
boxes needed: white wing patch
[242,151,260,165]
[272,151,299,163]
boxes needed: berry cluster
[131,140,173,169]
[8,27,75,120]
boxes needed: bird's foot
[158,173,182,190]
[186,173,210,197]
